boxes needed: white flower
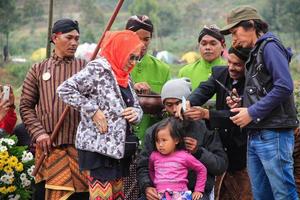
[27,165,35,177]
[8,194,20,200]
[20,173,27,181]
[21,151,34,162]
[0,145,7,152]
[5,139,15,145]
[1,174,11,184]
[21,179,31,187]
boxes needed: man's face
[199,35,224,62]
[135,29,151,57]
[164,98,181,116]
[230,26,256,48]
[227,53,245,80]
[52,30,79,57]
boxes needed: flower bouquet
[0,135,34,200]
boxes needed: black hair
[236,19,269,37]
[152,117,185,151]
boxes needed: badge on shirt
[42,72,51,81]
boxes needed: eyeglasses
[129,54,140,62]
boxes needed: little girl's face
[155,127,179,155]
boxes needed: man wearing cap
[178,47,253,200]
[178,25,227,91]
[126,15,171,143]
[137,78,228,200]
[220,5,298,200]
[20,18,88,200]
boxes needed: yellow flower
[15,162,24,172]
[0,163,4,170]
[0,151,9,159]
[7,185,16,193]
[0,186,7,194]
[3,165,13,173]
[8,156,18,167]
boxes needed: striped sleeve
[20,63,47,142]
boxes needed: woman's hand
[192,191,203,200]
[122,107,138,123]
[0,93,10,121]
[92,110,108,133]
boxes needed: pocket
[260,130,279,141]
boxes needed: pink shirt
[149,150,207,192]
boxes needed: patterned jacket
[57,57,143,159]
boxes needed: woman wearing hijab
[57,30,143,200]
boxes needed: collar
[51,51,74,65]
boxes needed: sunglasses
[129,54,140,62]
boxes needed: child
[149,117,207,200]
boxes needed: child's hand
[192,191,203,200]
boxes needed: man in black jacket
[137,78,228,200]
[179,46,253,200]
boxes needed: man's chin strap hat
[198,24,225,45]
[161,78,192,104]
[50,18,79,43]
[220,5,262,35]
[125,15,153,34]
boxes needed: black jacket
[243,36,298,129]
[189,66,247,172]
[137,119,228,195]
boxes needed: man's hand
[175,100,191,120]
[145,187,159,200]
[226,88,241,109]
[122,107,138,123]
[93,110,108,133]
[184,106,208,121]
[184,137,198,153]
[230,107,252,128]
[134,82,151,94]
[36,133,51,155]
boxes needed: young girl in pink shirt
[149,117,207,200]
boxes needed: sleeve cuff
[248,106,262,124]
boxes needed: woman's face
[124,47,141,72]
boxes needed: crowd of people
[0,4,299,200]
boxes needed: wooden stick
[32,0,125,176]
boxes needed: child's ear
[175,138,179,145]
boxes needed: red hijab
[100,30,143,87]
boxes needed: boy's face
[155,127,178,155]
[164,98,181,116]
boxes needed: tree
[0,0,20,58]
[129,0,159,27]
[156,4,180,37]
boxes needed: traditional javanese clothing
[130,54,171,143]
[20,52,88,200]
[57,30,143,200]
[178,57,226,91]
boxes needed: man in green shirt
[126,15,171,143]
[178,25,227,91]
